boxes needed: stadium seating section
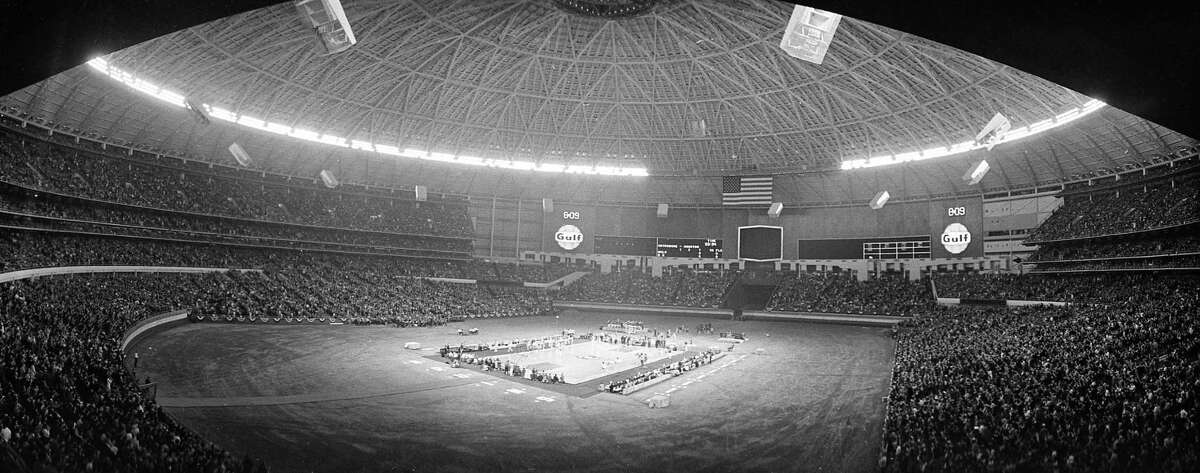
[559,270,933,316]
[558,271,736,308]
[0,230,576,283]
[767,272,932,316]
[1028,166,1197,243]
[0,124,473,257]
[192,269,554,325]
[1,273,271,473]
[884,274,1199,472]
[1020,163,1198,272]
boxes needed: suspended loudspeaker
[870,190,890,210]
[318,170,339,189]
[963,160,990,185]
[228,143,251,167]
[767,202,783,218]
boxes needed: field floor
[129,309,896,473]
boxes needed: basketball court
[476,339,682,384]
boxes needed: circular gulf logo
[554,224,583,250]
[940,223,971,254]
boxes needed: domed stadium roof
[1,0,1194,203]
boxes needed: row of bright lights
[88,57,1104,176]
[86,58,650,177]
[840,99,1107,170]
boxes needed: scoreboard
[929,197,984,258]
[655,238,723,258]
[593,236,723,258]
[594,235,656,256]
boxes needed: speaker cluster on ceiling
[227,143,251,167]
[870,190,890,210]
[963,160,990,185]
[767,202,783,218]
[318,169,339,189]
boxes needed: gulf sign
[940,223,971,254]
[555,224,583,250]
[929,198,983,258]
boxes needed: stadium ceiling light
[85,58,649,178]
[840,99,1107,171]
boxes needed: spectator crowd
[558,270,736,307]
[0,125,473,242]
[1,273,270,473]
[0,186,472,256]
[766,272,933,316]
[1027,168,1197,243]
[0,229,575,284]
[930,272,1200,302]
[1028,234,1199,263]
[883,274,1199,472]
[189,269,554,325]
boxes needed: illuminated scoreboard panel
[655,238,723,258]
[594,235,656,256]
[862,238,931,259]
[593,236,723,258]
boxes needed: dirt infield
[128,309,895,473]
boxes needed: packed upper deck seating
[1027,168,1198,242]
[931,272,1200,301]
[0,230,565,283]
[0,126,473,237]
[1028,233,1200,262]
[0,188,472,256]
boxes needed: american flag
[721,176,774,206]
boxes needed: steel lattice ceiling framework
[1,0,1194,204]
